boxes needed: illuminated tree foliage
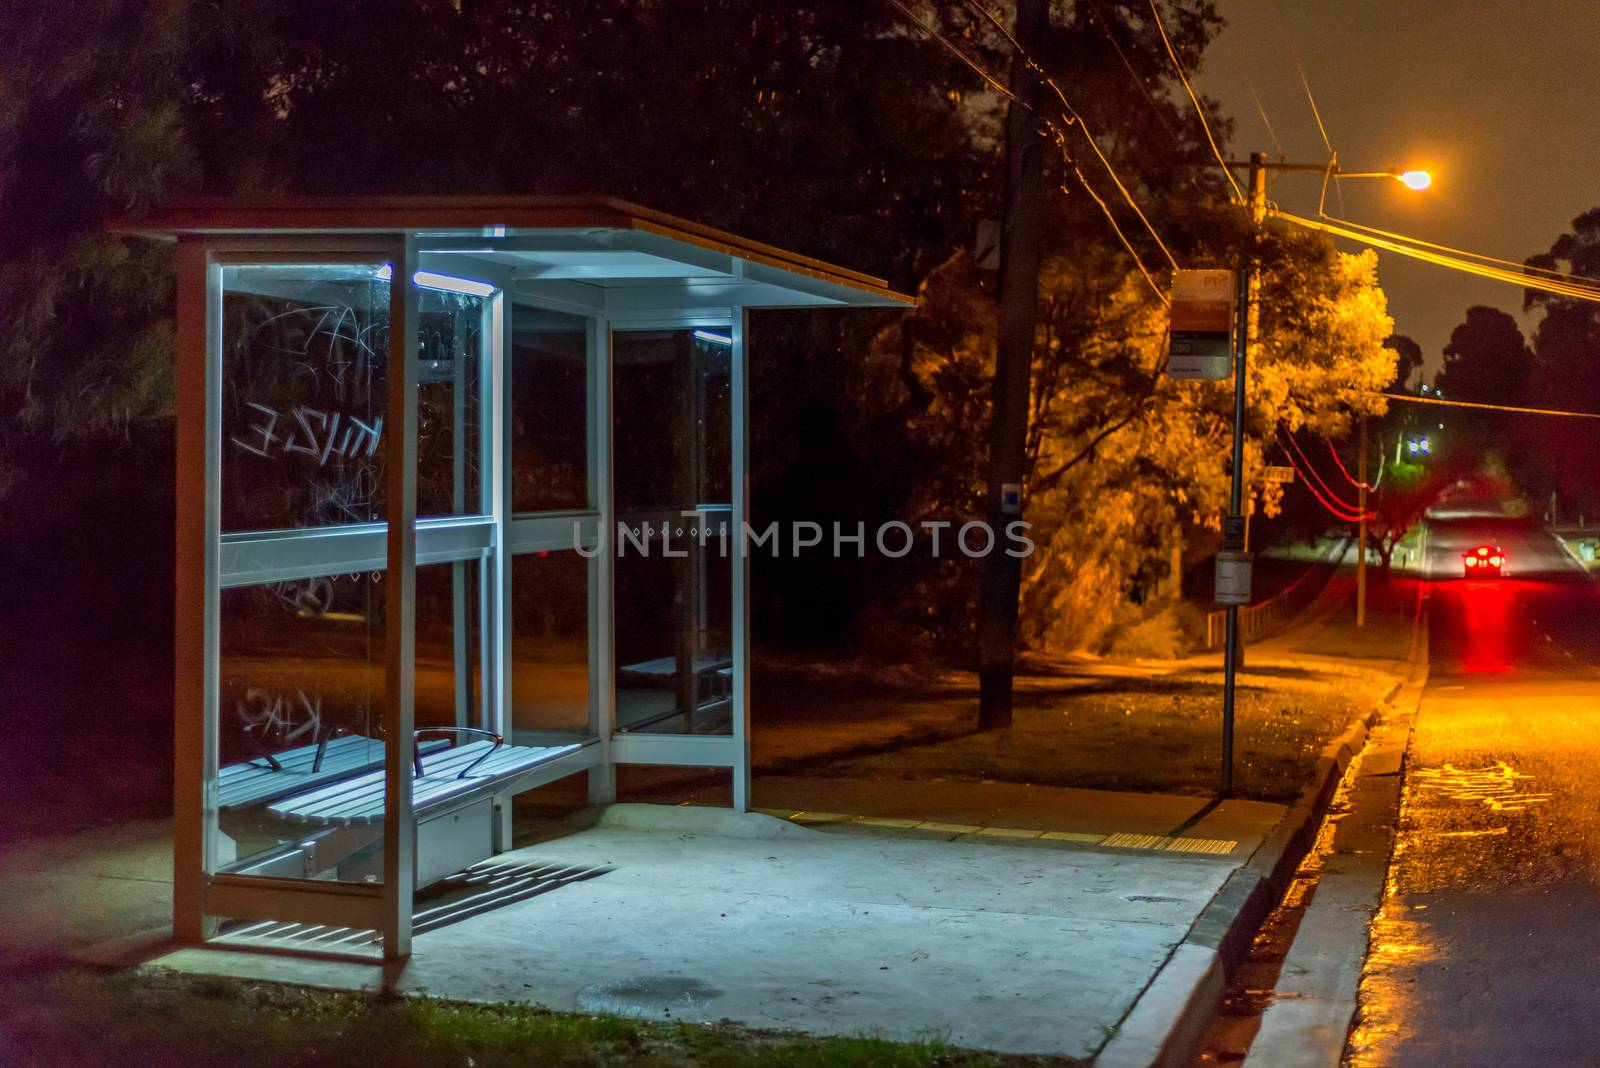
[880,228,1394,651]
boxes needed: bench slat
[266,742,583,827]
[218,736,445,811]
[619,654,731,681]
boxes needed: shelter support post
[589,315,618,803]
[173,238,220,943]
[731,310,752,811]
[383,236,421,959]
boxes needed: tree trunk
[1377,538,1395,583]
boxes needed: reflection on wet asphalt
[1349,517,1600,1066]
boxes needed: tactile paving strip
[763,808,1237,856]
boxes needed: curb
[1095,697,1384,1068]
[1241,611,1430,1067]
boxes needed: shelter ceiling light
[692,329,733,346]
[374,265,496,296]
[413,270,496,297]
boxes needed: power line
[1086,0,1196,168]
[1146,0,1243,204]
[1052,139,1170,304]
[1317,213,1600,287]
[1281,428,1366,516]
[882,0,1018,101]
[1278,430,1372,521]
[1272,8,1344,218]
[1375,392,1600,421]
[1326,437,1372,490]
[1296,55,1334,157]
[1248,80,1284,158]
[961,0,1178,272]
[1274,210,1600,303]
[881,0,1172,305]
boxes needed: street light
[1228,160,1435,189]
[1332,168,1434,191]
[1207,152,1431,796]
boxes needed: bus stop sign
[1166,269,1236,380]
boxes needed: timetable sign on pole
[1166,269,1236,381]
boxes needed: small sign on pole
[1262,465,1296,484]
[1166,269,1236,381]
[975,219,1001,272]
[1215,551,1253,605]
[999,482,1022,515]
[1222,515,1247,553]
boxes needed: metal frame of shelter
[116,197,910,959]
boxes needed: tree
[1365,460,1442,581]
[1382,334,1422,392]
[0,1,199,484]
[1524,209,1600,516]
[0,0,1296,664]
[0,0,1002,488]
[1438,307,1532,404]
[1430,306,1532,479]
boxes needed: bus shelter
[117,198,909,958]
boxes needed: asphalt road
[1348,512,1600,1067]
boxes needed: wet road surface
[1348,514,1600,1066]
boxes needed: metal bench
[218,734,447,812]
[226,729,587,886]
[617,653,733,732]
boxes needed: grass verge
[0,968,1081,1068]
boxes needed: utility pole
[1220,152,1268,796]
[978,0,1048,732]
[1356,414,1368,627]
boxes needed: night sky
[1200,0,1600,380]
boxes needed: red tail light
[1466,557,1479,567]
[1490,556,1503,566]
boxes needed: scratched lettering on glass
[220,267,484,532]
[230,404,384,463]
[221,267,389,531]
[236,687,324,750]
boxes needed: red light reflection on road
[1458,581,1515,674]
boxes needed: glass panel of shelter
[613,327,733,736]
[506,303,596,743]
[210,262,491,887]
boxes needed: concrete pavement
[5,800,1276,1061]
[152,805,1263,1060]
[0,819,172,967]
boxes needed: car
[1463,544,1506,577]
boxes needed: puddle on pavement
[576,976,723,1018]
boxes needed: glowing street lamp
[1330,167,1434,191]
